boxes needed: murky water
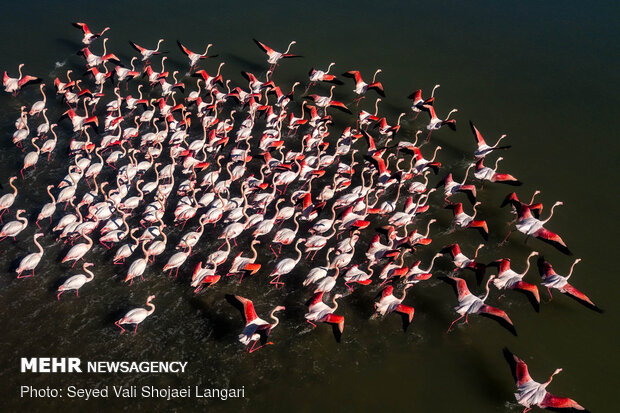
[0,1,618,412]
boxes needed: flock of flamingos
[2,22,598,411]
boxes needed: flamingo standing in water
[57,262,95,299]
[115,295,156,334]
[227,239,261,283]
[538,257,598,309]
[447,276,515,334]
[0,209,28,241]
[61,230,93,267]
[374,284,415,326]
[235,296,285,353]
[509,352,585,412]
[16,233,44,278]
[269,238,305,287]
[0,177,18,223]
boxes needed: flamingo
[269,238,305,287]
[163,246,192,278]
[446,276,515,334]
[235,296,285,353]
[15,233,44,278]
[438,164,477,204]
[125,241,149,285]
[374,284,415,326]
[473,157,521,185]
[446,202,489,240]
[3,64,41,95]
[509,352,585,412]
[228,240,261,283]
[29,83,47,115]
[252,39,300,68]
[114,228,140,264]
[36,185,56,228]
[0,177,18,223]
[129,39,165,61]
[304,85,352,114]
[0,209,28,241]
[490,251,540,305]
[61,230,93,267]
[305,292,345,333]
[21,137,41,178]
[308,62,343,86]
[538,258,598,309]
[115,295,156,334]
[71,22,110,45]
[177,41,216,68]
[425,106,457,141]
[40,123,58,160]
[342,69,385,103]
[502,198,569,253]
[440,243,486,278]
[470,121,511,158]
[57,262,95,299]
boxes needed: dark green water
[0,1,618,412]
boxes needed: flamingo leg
[115,320,126,333]
[446,314,465,333]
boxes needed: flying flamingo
[473,157,521,185]
[305,292,345,334]
[57,262,95,299]
[470,121,511,158]
[447,276,515,334]
[509,351,585,412]
[177,41,216,69]
[491,251,540,305]
[15,233,44,278]
[438,164,477,204]
[342,69,385,103]
[307,62,343,88]
[252,39,301,69]
[71,22,110,45]
[3,64,42,95]
[115,295,156,334]
[446,202,489,240]
[129,39,165,61]
[304,85,352,114]
[440,243,486,279]
[502,198,569,254]
[374,284,415,326]
[425,106,457,141]
[235,296,285,353]
[538,257,599,310]
[408,85,439,118]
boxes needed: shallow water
[0,1,618,412]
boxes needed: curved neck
[146,299,155,314]
[84,265,95,281]
[269,310,280,328]
[33,236,43,254]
